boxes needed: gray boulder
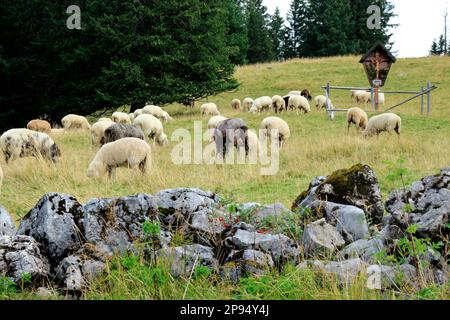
[224,229,298,262]
[309,201,369,243]
[385,168,449,239]
[292,164,384,224]
[55,255,84,291]
[366,264,417,290]
[82,194,165,257]
[339,238,384,262]
[154,188,220,224]
[0,205,16,237]
[1,235,51,283]
[222,249,274,281]
[17,193,84,264]
[302,219,345,258]
[158,244,219,277]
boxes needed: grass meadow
[1,55,449,300]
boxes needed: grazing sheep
[142,105,173,122]
[346,107,368,133]
[242,98,254,112]
[231,99,241,111]
[314,95,333,110]
[272,95,286,113]
[288,95,311,113]
[112,112,132,124]
[251,96,272,113]
[364,113,401,138]
[27,119,51,134]
[351,90,369,104]
[260,117,290,149]
[249,105,259,114]
[102,123,145,145]
[90,119,114,146]
[213,118,249,158]
[0,164,3,193]
[133,114,168,147]
[61,114,90,130]
[200,103,221,116]
[0,129,61,163]
[87,137,151,179]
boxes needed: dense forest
[0,0,396,130]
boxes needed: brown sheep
[27,119,51,134]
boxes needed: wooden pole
[420,86,424,115]
[427,81,431,115]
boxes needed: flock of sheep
[0,89,402,193]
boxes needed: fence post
[370,86,375,110]
[427,81,431,115]
[325,82,334,120]
[420,86,424,115]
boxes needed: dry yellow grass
[1,55,449,221]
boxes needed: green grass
[1,55,449,300]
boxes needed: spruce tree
[430,39,440,55]
[226,0,248,65]
[285,0,309,57]
[245,0,275,63]
[268,7,285,61]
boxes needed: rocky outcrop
[292,164,384,224]
[16,193,84,264]
[385,167,449,239]
[0,167,448,295]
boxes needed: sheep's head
[87,161,103,178]
[50,143,61,162]
[157,133,168,146]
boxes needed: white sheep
[133,114,168,146]
[98,117,112,122]
[87,137,151,179]
[0,164,3,194]
[251,96,272,113]
[129,113,135,122]
[112,112,132,124]
[314,95,332,110]
[346,107,368,133]
[288,95,311,113]
[260,117,291,149]
[351,90,369,104]
[0,129,61,163]
[242,98,254,112]
[364,113,401,138]
[272,95,286,113]
[90,119,114,146]
[231,99,241,111]
[61,114,90,130]
[200,103,221,116]
[142,105,173,122]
